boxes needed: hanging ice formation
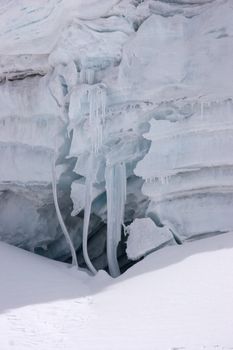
[88,85,106,154]
[48,67,78,268]
[79,79,126,277]
[51,153,78,267]
[82,83,106,275]
[105,162,126,277]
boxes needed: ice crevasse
[0,0,233,276]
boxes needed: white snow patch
[0,233,233,349]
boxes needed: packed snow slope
[1,0,233,273]
[0,233,233,350]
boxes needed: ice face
[135,99,233,241]
[0,0,233,274]
[126,218,174,261]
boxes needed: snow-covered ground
[1,232,233,350]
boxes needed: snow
[0,0,120,55]
[118,0,233,101]
[0,233,233,349]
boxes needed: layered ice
[135,100,233,241]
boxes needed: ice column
[50,76,78,267]
[52,153,78,267]
[88,85,106,153]
[105,162,126,277]
[82,84,106,275]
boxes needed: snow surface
[1,233,233,349]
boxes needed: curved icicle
[51,155,78,267]
[82,153,97,275]
[105,162,126,277]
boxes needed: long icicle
[82,153,97,275]
[52,153,78,267]
[82,85,106,274]
[105,162,126,277]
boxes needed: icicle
[79,69,86,84]
[200,101,204,120]
[105,162,126,278]
[79,68,95,85]
[48,63,78,268]
[122,223,129,236]
[164,176,169,185]
[82,153,97,275]
[87,69,95,85]
[101,87,106,124]
[81,84,106,274]
[159,176,165,185]
[51,153,78,267]
[88,85,106,154]
[191,100,196,115]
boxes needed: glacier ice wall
[0,0,233,274]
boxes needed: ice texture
[0,0,233,273]
[135,100,233,241]
[126,218,174,261]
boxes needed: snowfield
[0,232,233,350]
